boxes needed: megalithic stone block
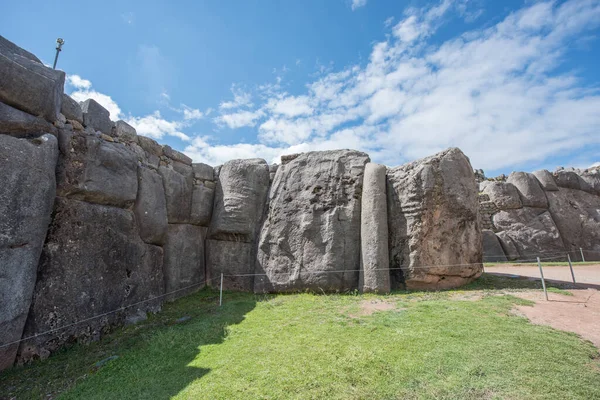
[80,99,113,135]
[0,39,65,122]
[360,163,390,293]
[0,133,58,371]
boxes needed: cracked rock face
[254,150,370,293]
[0,134,58,370]
[387,148,482,290]
[18,198,164,364]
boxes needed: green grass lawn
[1,274,599,399]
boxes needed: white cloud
[195,0,600,173]
[351,0,367,11]
[67,74,92,90]
[219,85,253,110]
[182,105,204,120]
[127,111,191,141]
[266,95,314,117]
[214,109,265,129]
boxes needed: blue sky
[2,0,600,176]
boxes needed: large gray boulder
[0,41,65,122]
[0,35,41,63]
[0,134,58,371]
[206,240,254,291]
[533,169,559,191]
[0,101,56,138]
[507,172,548,208]
[60,94,83,124]
[134,166,168,245]
[190,183,215,226]
[482,230,507,263]
[359,163,390,293]
[18,198,164,364]
[56,131,138,208]
[159,166,193,223]
[387,148,482,290]
[254,150,369,293]
[578,169,600,196]
[493,207,565,259]
[192,162,214,181]
[496,231,520,261]
[210,158,270,242]
[553,170,587,191]
[546,188,600,261]
[113,120,137,143]
[163,145,192,165]
[482,181,522,210]
[80,99,113,135]
[163,224,206,300]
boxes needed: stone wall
[0,36,485,371]
[479,168,600,262]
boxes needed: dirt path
[512,289,600,348]
[485,264,600,285]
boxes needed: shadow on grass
[0,288,257,400]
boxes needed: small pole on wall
[537,257,548,301]
[567,254,576,283]
[52,38,64,69]
[580,248,586,263]
[219,273,224,307]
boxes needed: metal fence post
[537,257,548,301]
[567,254,576,283]
[580,248,586,263]
[219,273,223,307]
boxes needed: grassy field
[1,274,599,399]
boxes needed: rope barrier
[0,275,222,349]
[2,247,598,349]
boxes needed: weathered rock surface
[210,159,270,242]
[159,166,193,223]
[553,170,586,191]
[80,99,113,135]
[163,224,206,300]
[0,35,41,63]
[18,198,164,363]
[60,94,83,124]
[0,101,56,138]
[190,184,215,226]
[493,207,565,258]
[134,166,168,245]
[546,188,600,261]
[206,240,254,291]
[137,135,163,157]
[0,134,58,370]
[496,231,520,261]
[507,172,548,208]
[482,182,522,210]
[387,148,482,290]
[359,163,390,293]
[192,163,214,181]
[0,43,65,122]
[57,131,138,208]
[482,230,507,262]
[163,145,192,165]
[578,169,600,196]
[254,150,369,293]
[533,169,558,191]
[113,120,137,143]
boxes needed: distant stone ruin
[479,168,600,262]
[0,35,521,371]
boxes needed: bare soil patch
[348,299,398,317]
[513,288,600,348]
[485,264,600,286]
